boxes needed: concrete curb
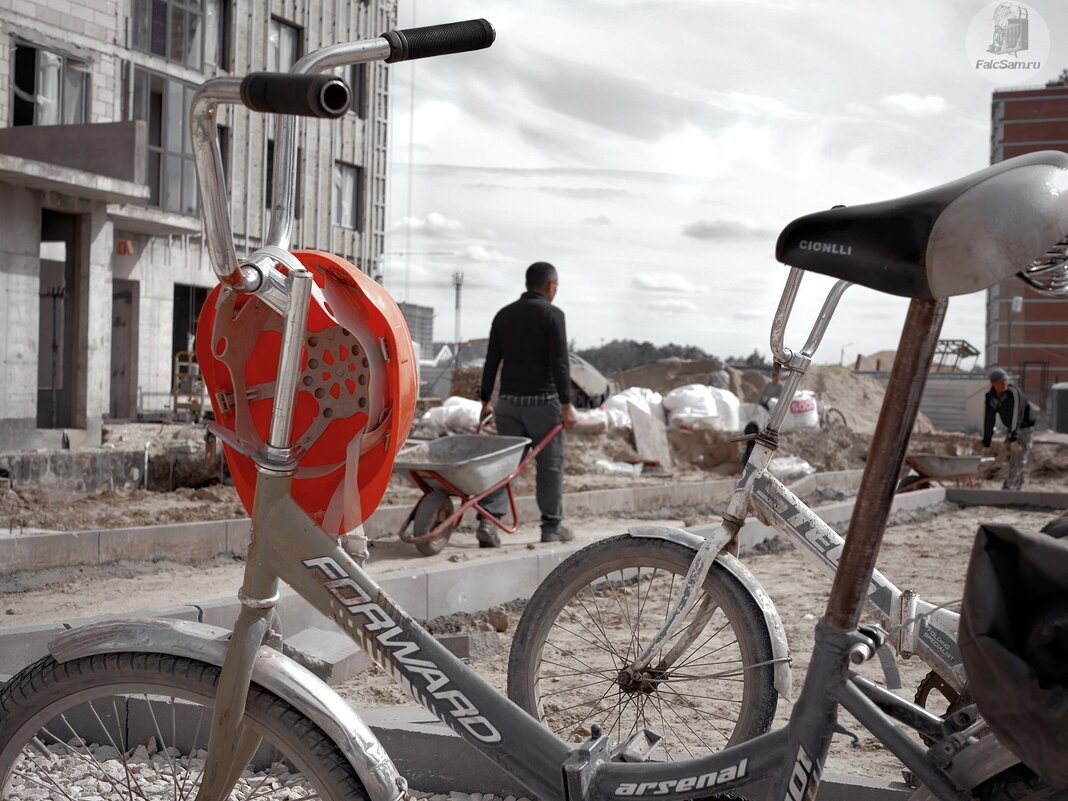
[0,477,753,577]
[945,487,1068,509]
[0,472,873,578]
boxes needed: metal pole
[452,271,463,368]
[825,297,947,631]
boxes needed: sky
[382,0,1068,366]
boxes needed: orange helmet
[196,250,416,534]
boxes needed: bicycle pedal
[612,728,663,762]
[833,721,861,748]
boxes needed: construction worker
[981,367,1036,491]
[477,262,578,547]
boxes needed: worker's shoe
[476,520,501,548]
[540,524,574,544]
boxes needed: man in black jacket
[982,367,1036,491]
[477,262,577,546]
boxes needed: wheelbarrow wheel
[896,474,932,493]
[413,490,455,557]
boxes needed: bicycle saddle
[776,150,1068,298]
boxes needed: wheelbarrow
[897,453,1001,492]
[393,423,563,556]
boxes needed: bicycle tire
[507,535,777,760]
[821,407,847,429]
[0,652,369,801]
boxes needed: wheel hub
[617,667,665,694]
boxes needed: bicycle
[506,275,972,757]
[1,20,1066,801]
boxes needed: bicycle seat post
[825,297,946,631]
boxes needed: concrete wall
[0,186,43,448]
[918,375,989,434]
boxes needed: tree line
[574,339,770,374]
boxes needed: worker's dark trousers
[481,397,564,532]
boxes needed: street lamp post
[452,271,464,368]
[1008,295,1023,373]
[840,342,853,367]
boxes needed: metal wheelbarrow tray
[393,434,531,496]
[900,452,995,491]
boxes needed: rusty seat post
[824,297,948,631]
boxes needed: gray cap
[988,367,1009,382]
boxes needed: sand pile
[798,365,933,435]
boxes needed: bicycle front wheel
[0,652,369,801]
[507,535,778,760]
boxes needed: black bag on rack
[960,523,1068,789]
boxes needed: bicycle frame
[629,273,965,693]
[181,29,991,801]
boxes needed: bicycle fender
[48,617,404,801]
[626,525,793,700]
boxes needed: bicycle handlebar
[240,73,351,117]
[382,19,496,63]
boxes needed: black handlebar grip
[382,19,495,63]
[240,73,351,118]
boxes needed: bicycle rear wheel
[0,652,368,801]
[507,535,778,760]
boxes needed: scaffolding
[932,339,980,372]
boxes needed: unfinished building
[0,0,394,449]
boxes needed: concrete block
[0,622,66,676]
[283,626,371,684]
[435,631,499,661]
[536,543,583,581]
[225,517,251,555]
[945,488,1068,510]
[427,552,538,617]
[0,530,99,575]
[276,590,335,633]
[377,570,430,621]
[98,521,228,564]
[192,596,242,629]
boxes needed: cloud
[584,214,613,226]
[879,94,947,117]
[463,244,507,262]
[682,219,775,240]
[535,185,632,199]
[649,298,699,314]
[631,272,707,294]
[731,309,767,321]
[393,211,465,237]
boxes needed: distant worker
[981,367,1036,491]
[757,366,785,410]
[742,367,784,466]
[478,262,578,547]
